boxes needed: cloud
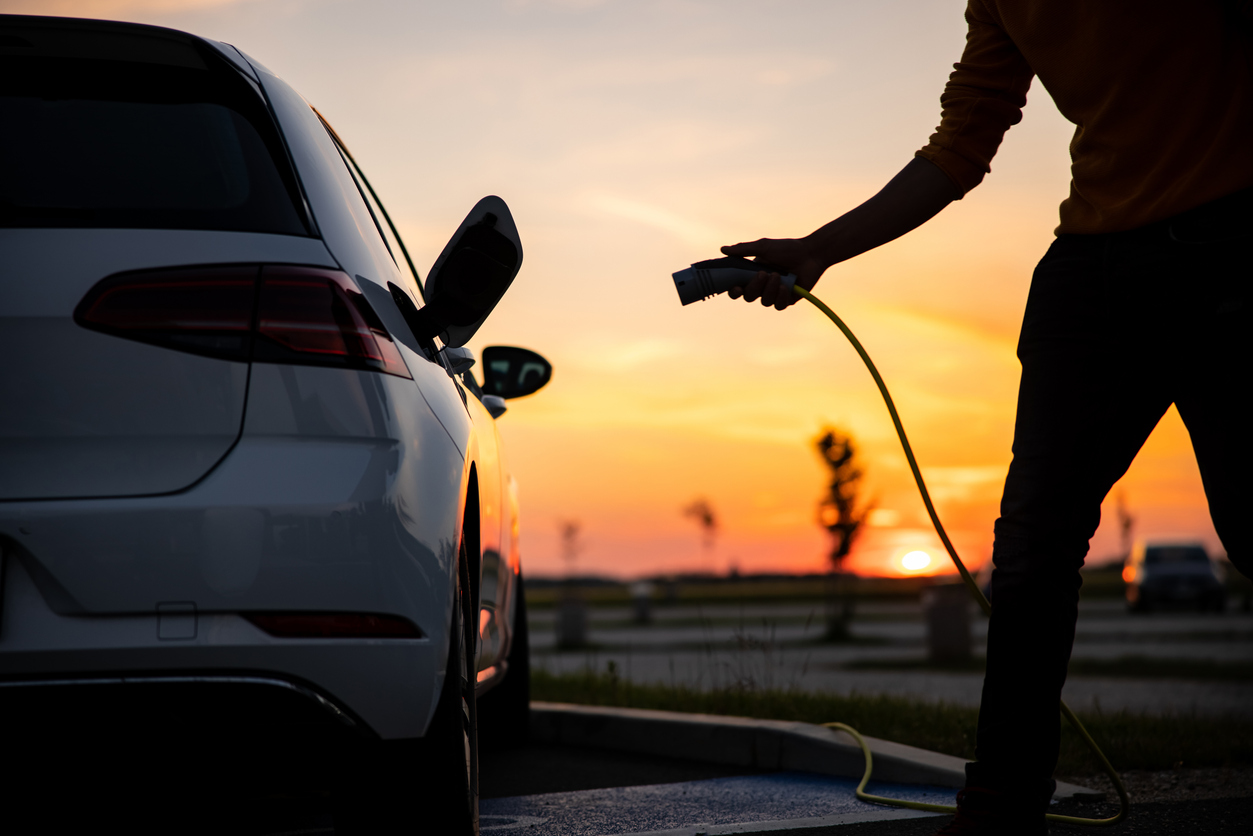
[2,0,251,15]
[585,192,722,246]
[862,304,1019,358]
[572,336,684,372]
[504,0,608,9]
[918,465,1008,502]
[754,57,837,87]
[866,508,901,527]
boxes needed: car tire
[333,542,479,835]
[419,541,480,832]
[478,570,531,750]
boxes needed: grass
[531,668,1253,775]
[524,576,943,609]
[1067,657,1253,682]
[842,656,1253,682]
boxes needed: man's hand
[720,158,961,312]
[719,238,825,310]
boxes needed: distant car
[1123,542,1226,613]
[0,14,551,832]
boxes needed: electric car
[0,14,550,831]
[1123,542,1227,613]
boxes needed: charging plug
[672,257,798,305]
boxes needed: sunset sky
[7,0,1224,577]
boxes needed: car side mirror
[481,346,552,399]
[408,196,522,348]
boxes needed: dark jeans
[967,188,1253,809]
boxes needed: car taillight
[253,266,409,377]
[244,612,423,639]
[75,265,259,361]
[75,264,410,378]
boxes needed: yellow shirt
[917,0,1253,234]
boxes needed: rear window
[1144,546,1209,565]
[0,21,310,235]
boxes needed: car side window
[316,137,395,275]
[319,121,426,305]
[350,159,425,303]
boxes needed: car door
[315,111,514,682]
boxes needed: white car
[0,14,549,832]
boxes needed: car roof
[2,14,207,61]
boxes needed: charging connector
[672,257,797,305]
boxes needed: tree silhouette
[559,519,583,571]
[682,497,719,572]
[556,519,587,647]
[814,426,871,640]
[1115,490,1135,561]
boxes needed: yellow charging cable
[791,284,1129,827]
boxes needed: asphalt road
[482,741,762,798]
[4,735,1247,834]
[481,742,1253,836]
[798,797,1253,836]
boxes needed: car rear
[1125,543,1226,612]
[0,16,458,745]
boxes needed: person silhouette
[722,2,1253,832]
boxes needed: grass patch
[531,668,1253,775]
[1067,657,1253,682]
[844,657,987,673]
[842,656,1253,682]
[524,576,941,609]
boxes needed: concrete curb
[531,702,1102,801]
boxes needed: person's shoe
[932,787,1048,835]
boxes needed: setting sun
[900,551,933,572]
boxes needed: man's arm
[722,157,961,309]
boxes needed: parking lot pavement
[480,737,1253,835]
[779,797,1253,836]
[529,601,1253,654]
[481,742,762,798]
[481,749,1253,836]
[480,750,947,835]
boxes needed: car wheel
[417,541,480,832]
[334,542,479,834]
[478,570,531,750]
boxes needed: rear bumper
[0,365,467,740]
[0,556,439,739]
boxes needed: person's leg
[940,193,1253,835]
[966,234,1173,814]
[1171,234,1252,578]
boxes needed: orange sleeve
[916,0,1035,196]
